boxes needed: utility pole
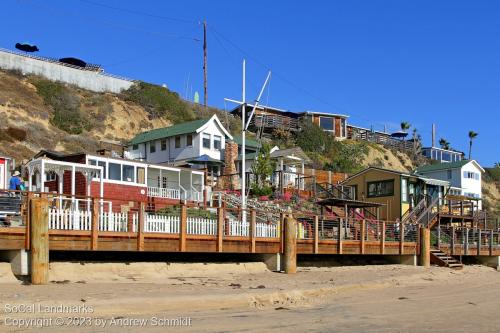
[203,20,208,107]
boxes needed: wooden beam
[399,222,405,255]
[91,199,99,250]
[179,203,187,252]
[280,212,285,253]
[450,226,455,255]
[313,216,319,254]
[30,197,49,285]
[360,219,366,254]
[380,221,385,255]
[284,215,297,274]
[217,207,224,252]
[419,227,430,267]
[24,192,33,250]
[477,228,481,256]
[338,218,343,254]
[137,202,145,251]
[250,209,256,253]
[489,229,494,256]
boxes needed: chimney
[432,123,436,147]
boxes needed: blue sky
[1,0,498,166]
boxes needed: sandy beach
[0,262,499,332]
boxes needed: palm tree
[400,121,411,132]
[439,138,450,150]
[468,131,478,160]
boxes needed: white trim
[196,114,233,140]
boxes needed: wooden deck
[0,226,419,255]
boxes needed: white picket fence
[48,209,278,237]
[187,217,217,235]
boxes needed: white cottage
[126,115,233,172]
[415,160,484,209]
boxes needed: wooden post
[217,207,224,252]
[477,228,481,256]
[179,203,187,252]
[380,221,386,254]
[437,223,441,249]
[360,219,366,254]
[283,215,297,274]
[337,218,343,254]
[137,202,145,251]
[489,230,494,256]
[451,226,456,255]
[419,227,430,267]
[279,212,285,253]
[91,199,99,250]
[24,192,33,250]
[448,199,452,214]
[399,222,405,255]
[250,209,256,253]
[464,228,469,255]
[460,201,464,216]
[30,197,49,285]
[313,216,319,254]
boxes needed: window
[463,171,478,180]
[203,133,211,149]
[122,164,134,182]
[442,152,451,162]
[132,144,138,150]
[186,134,193,147]
[175,136,181,149]
[45,171,57,181]
[367,179,394,198]
[319,117,334,131]
[447,170,452,179]
[150,142,156,154]
[213,135,221,150]
[401,178,408,202]
[89,159,106,179]
[136,167,145,184]
[161,139,167,151]
[109,163,121,181]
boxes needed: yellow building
[342,167,449,222]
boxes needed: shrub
[31,79,91,134]
[122,82,196,123]
[296,121,331,153]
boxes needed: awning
[187,154,223,165]
[418,177,449,187]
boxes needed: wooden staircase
[430,248,463,269]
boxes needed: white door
[0,164,4,189]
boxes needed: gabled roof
[129,115,232,145]
[415,160,484,174]
[300,111,349,118]
[342,166,451,186]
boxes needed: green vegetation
[156,206,217,219]
[31,78,91,134]
[250,143,276,196]
[295,121,368,173]
[484,165,500,183]
[123,81,196,123]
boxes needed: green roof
[232,135,261,149]
[129,118,210,145]
[415,160,470,173]
[237,152,257,161]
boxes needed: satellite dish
[15,42,39,52]
[194,91,200,104]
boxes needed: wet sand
[0,263,499,332]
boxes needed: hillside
[0,69,239,162]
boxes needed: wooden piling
[380,221,386,254]
[399,222,405,255]
[91,199,99,250]
[313,216,319,254]
[360,219,366,254]
[283,215,297,274]
[250,209,256,253]
[30,197,49,285]
[419,227,430,267]
[217,207,224,252]
[137,202,145,251]
[179,203,187,252]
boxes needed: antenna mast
[203,20,208,107]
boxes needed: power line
[79,0,198,24]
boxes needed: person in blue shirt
[9,171,23,191]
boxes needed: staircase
[430,248,464,269]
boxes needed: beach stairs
[430,248,464,270]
